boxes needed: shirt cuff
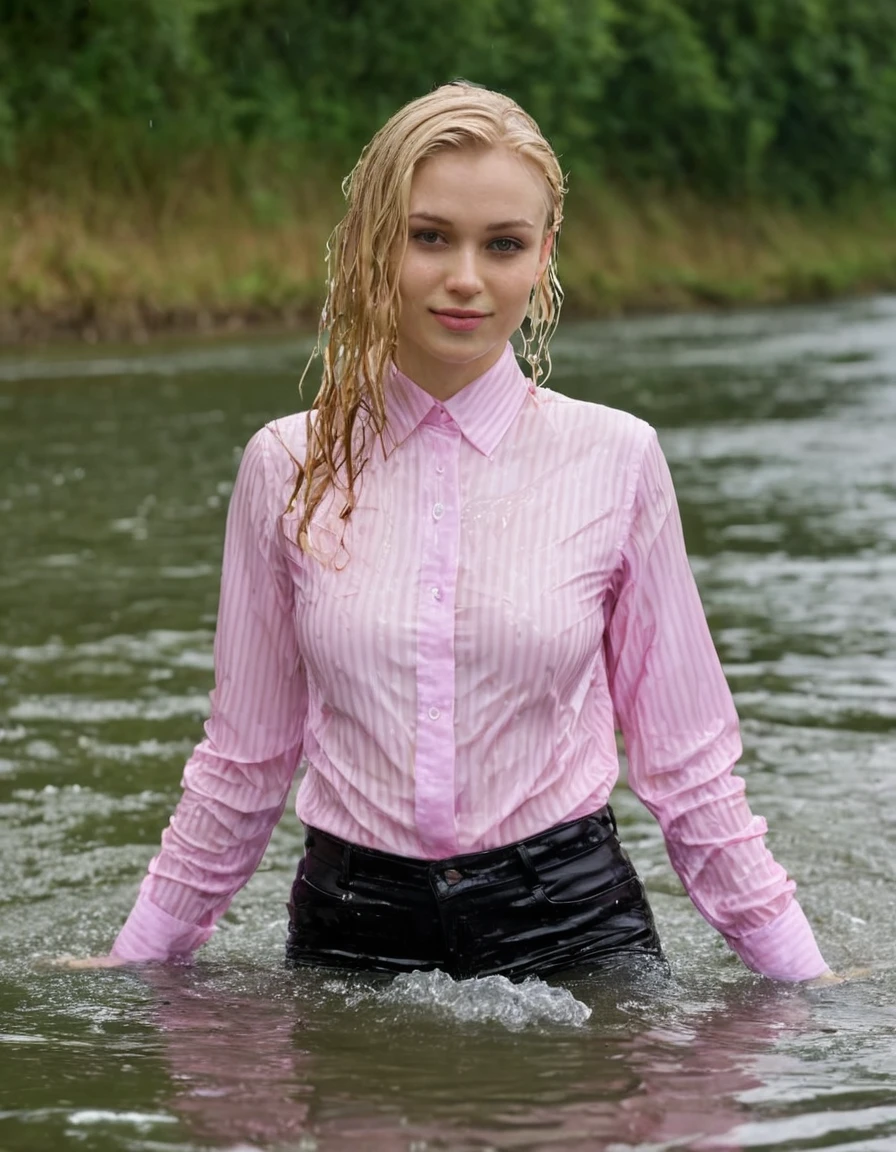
[724,898,829,982]
[111,891,216,963]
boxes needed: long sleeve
[112,427,308,962]
[604,429,828,981]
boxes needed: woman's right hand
[51,954,127,970]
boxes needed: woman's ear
[535,231,554,284]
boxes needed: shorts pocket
[534,844,644,909]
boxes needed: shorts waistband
[303,806,618,889]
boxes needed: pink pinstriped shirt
[113,343,828,980]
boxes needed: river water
[1,296,895,1152]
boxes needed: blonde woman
[75,83,831,982]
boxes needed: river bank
[3,175,896,345]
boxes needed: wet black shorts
[285,806,663,981]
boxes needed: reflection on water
[12,961,892,1152]
[1,296,896,1150]
[0,964,779,1149]
[136,967,809,1151]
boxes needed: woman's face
[395,146,553,400]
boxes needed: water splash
[379,968,591,1031]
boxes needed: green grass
[559,183,896,313]
[2,156,896,344]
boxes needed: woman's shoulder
[534,387,655,451]
[228,414,311,527]
[240,412,310,475]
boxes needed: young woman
[76,83,831,982]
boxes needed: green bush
[1,0,894,201]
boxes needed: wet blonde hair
[290,81,566,553]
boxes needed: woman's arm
[109,425,308,963]
[604,428,829,982]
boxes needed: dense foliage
[1,0,895,200]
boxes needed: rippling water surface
[1,297,895,1151]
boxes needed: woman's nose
[444,247,484,296]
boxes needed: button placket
[413,421,461,856]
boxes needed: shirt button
[430,586,441,601]
[435,464,445,475]
[432,502,444,520]
[428,706,441,720]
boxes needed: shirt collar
[385,343,531,458]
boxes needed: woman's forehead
[408,147,549,224]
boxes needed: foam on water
[68,1109,178,1129]
[378,968,591,1031]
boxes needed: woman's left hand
[807,967,871,986]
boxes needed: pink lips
[432,309,489,332]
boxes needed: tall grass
[3,0,895,339]
[3,159,895,343]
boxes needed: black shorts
[286,806,663,982]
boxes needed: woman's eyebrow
[485,218,536,232]
[409,212,451,225]
[408,212,535,231]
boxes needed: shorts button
[444,868,463,885]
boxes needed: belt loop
[515,844,545,900]
[339,842,353,890]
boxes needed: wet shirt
[113,343,828,980]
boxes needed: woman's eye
[489,237,523,253]
[415,230,443,245]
